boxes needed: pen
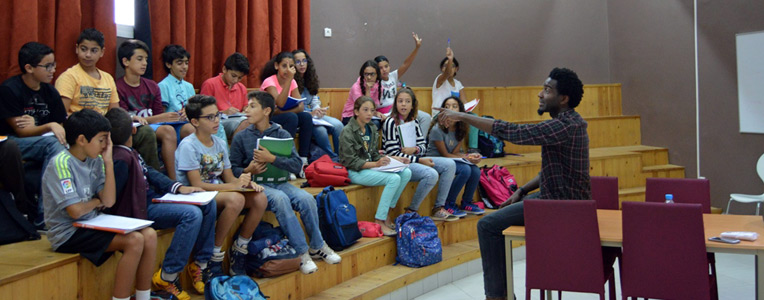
[448,38,450,48]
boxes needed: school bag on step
[316,186,362,250]
[303,154,351,187]
[478,164,518,209]
[395,212,442,267]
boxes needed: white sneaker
[310,242,342,264]
[300,252,318,274]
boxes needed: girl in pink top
[260,52,314,159]
[341,60,382,128]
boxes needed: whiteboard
[736,31,764,134]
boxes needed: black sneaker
[228,244,248,276]
[203,260,225,283]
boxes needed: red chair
[524,200,616,300]
[591,176,620,210]
[621,202,713,299]
[645,177,711,213]
[645,177,718,299]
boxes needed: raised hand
[412,32,422,48]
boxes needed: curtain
[0,0,117,82]
[148,0,310,88]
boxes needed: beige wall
[309,0,611,88]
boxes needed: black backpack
[0,190,40,245]
[476,115,506,158]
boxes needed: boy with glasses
[0,42,67,224]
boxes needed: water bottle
[665,194,674,204]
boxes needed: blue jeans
[406,157,456,211]
[348,168,412,220]
[448,162,480,207]
[148,201,216,273]
[10,135,66,222]
[272,112,313,157]
[262,182,323,254]
[313,115,343,155]
[477,192,538,298]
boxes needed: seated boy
[116,39,184,180]
[229,91,341,274]
[0,42,67,222]
[156,44,204,140]
[199,52,250,141]
[55,28,161,171]
[176,94,268,276]
[106,107,214,299]
[42,109,157,300]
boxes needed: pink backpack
[478,165,518,209]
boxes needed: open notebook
[152,191,218,205]
[73,214,154,234]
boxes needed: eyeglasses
[199,112,222,121]
[295,59,308,65]
[36,62,56,72]
[363,72,376,77]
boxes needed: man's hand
[419,157,435,167]
[253,146,276,164]
[501,192,523,208]
[178,186,205,194]
[15,115,34,128]
[433,107,463,125]
[49,123,66,144]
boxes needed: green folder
[253,137,294,183]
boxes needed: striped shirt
[491,109,590,200]
[381,117,427,163]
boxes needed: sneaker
[228,243,248,276]
[445,204,467,218]
[430,207,459,222]
[461,202,485,215]
[152,269,190,300]
[186,262,205,294]
[204,260,225,283]
[310,242,342,264]
[300,252,318,274]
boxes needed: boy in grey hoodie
[229,91,341,274]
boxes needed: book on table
[152,191,218,205]
[73,214,154,234]
[254,137,295,183]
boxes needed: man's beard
[537,108,544,116]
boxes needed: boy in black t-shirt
[0,42,68,223]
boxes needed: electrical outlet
[324,28,332,38]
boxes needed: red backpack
[478,165,518,209]
[303,155,351,187]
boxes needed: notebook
[152,191,218,205]
[73,214,154,234]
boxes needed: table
[503,210,764,299]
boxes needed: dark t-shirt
[0,75,66,135]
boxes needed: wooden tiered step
[305,239,481,300]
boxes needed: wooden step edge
[595,145,668,153]
[0,238,81,285]
[305,239,481,300]
[642,164,685,172]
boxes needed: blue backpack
[316,186,362,250]
[205,275,266,300]
[395,212,443,267]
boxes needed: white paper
[371,156,409,172]
[452,157,475,165]
[721,231,759,241]
[397,121,418,148]
[74,214,154,234]
[42,132,55,137]
[465,99,480,112]
[153,191,218,205]
[312,118,334,127]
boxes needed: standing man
[435,67,590,300]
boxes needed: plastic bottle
[665,194,674,204]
